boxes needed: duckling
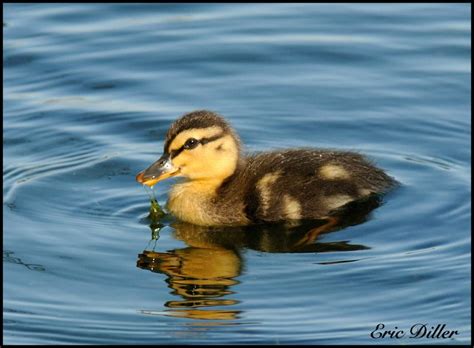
[136,110,396,226]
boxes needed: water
[3,3,471,344]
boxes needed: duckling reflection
[137,245,242,320]
[137,195,380,321]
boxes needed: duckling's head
[136,110,241,186]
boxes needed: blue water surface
[3,3,471,344]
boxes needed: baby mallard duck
[136,110,396,226]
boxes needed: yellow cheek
[171,150,203,176]
[171,155,187,169]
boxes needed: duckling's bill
[136,154,180,187]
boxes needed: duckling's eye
[183,138,199,150]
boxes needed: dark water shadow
[136,195,383,322]
[3,250,45,272]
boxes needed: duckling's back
[218,148,396,223]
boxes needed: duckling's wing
[238,148,395,222]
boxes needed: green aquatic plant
[147,196,165,249]
[142,185,166,222]
[149,198,166,221]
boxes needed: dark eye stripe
[170,146,185,159]
[169,133,224,159]
[200,133,224,145]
